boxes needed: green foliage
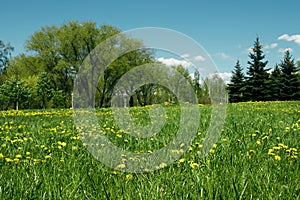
[49,89,68,108]
[0,77,31,110]
[267,64,283,101]
[279,50,300,100]
[244,37,270,101]
[34,72,53,108]
[228,37,300,102]
[227,60,245,102]
[0,40,14,75]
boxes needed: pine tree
[279,50,300,100]
[245,37,270,101]
[268,64,282,101]
[227,60,245,102]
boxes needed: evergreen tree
[244,37,270,101]
[268,64,282,101]
[227,60,245,102]
[279,50,300,100]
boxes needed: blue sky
[1,0,300,79]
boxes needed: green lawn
[0,101,299,199]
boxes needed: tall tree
[245,37,270,101]
[0,40,14,75]
[279,50,300,100]
[34,72,53,108]
[267,64,282,101]
[227,60,245,102]
[0,77,31,110]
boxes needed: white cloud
[206,72,232,84]
[157,57,192,67]
[278,48,293,53]
[278,34,300,45]
[218,72,232,80]
[180,54,189,58]
[264,43,278,49]
[194,55,206,61]
[217,52,233,60]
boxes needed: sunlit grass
[0,101,299,199]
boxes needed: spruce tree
[279,50,300,100]
[268,64,282,101]
[227,60,245,102]
[245,37,270,101]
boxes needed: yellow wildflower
[5,158,13,163]
[274,155,281,161]
[126,174,133,181]
[116,163,126,169]
[15,154,22,159]
[190,163,199,168]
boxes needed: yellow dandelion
[15,154,22,159]
[249,150,255,154]
[190,163,199,168]
[72,146,78,151]
[34,159,40,164]
[278,143,288,149]
[274,155,281,161]
[262,136,269,140]
[45,155,52,159]
[14,158,20,163]
[256,140,261,145]
[116,163,126,169]
[268,149,275,155]
[126,174,133,181]
[159,163,167,168]
[0,153,4,159]
[5,158,13,163]
[26,152,31,156]
[273,146,281,150]
[178,158,185,163]
[112,170,118,175]
[290,155,298,159]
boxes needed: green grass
[0,101,299,199]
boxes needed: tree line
[0,21,211,110]
[227,37,300,102]
[0,21,299,110]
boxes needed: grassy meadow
[0,101,299,199]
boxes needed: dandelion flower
[249,150,255,154]
[190,163,199,168]
[274,155,281,161]
[126,174,133,181]
[116,164,126,169]
[5,158,13,163]
[256,140,261,145]
[15,154,22,159]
